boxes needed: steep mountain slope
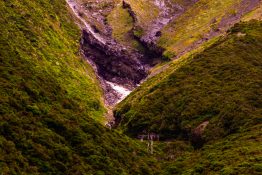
[59,0,260,105]
[158,0,261,57]
[156,125,261,174]
[108,0,261,59]
[115,20,262,140]
[1,0,261,174]
[65,0,157,105]
[115,20,262,174]
[0,0,159,174]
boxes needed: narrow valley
[1,0,261,174]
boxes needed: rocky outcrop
[141,0,186,45]
[81,30,146,88]
[123,0,166,58]
[123,0,199,59]
[67,0,152,105]
[122,1,137,23]
[191,121,209,148]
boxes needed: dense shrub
[0,0,159,174]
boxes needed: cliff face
[81,29,147,104]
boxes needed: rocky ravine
[66,0,261,106]
[67,0,181,106]
[66,0,192,106]
[122,0,198,55]
[67,0,150,105]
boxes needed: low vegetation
[107,1,145,51]
[157,126,261,174]
[123,0,159,29]
[115,20,262,174]
[0,0,159,174]
[158,0,247,56]
[1,0,261,174]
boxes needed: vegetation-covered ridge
[0,0,159,174]
[115,20,262,174]
[115,20,262,142]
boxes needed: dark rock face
[81,30,147,88]
[67,0,165,105]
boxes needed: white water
[66,0,106,44]
[106,81,132,102]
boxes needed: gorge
[1,0,261,174]
[67,0,162,106]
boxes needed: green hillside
[107,0,145,52]
[0,0,158,174]
[156,125,261,174]
[115,20,262,140]
[114,21,262,174]
[115,20,262,173]
[1,0,261,174]
[158,0,246,57]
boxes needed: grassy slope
[124,0,159,29]
[108,0,259,59]
[158,125,261,174]
[115,20,262,173]
[243,4,262,21]
[107,1,145,51]
[107,0,160,48]
[0,0,105,122]
[0,0,159,174]
[158,0,251,57]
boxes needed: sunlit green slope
[0,0,159,174]
[115,20,262,140]
[115,20,262,174]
